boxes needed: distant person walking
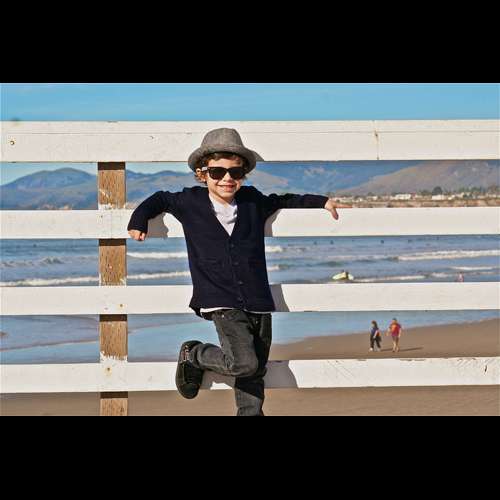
[458,271,464,282]
[369,321,381,352]
[387,318,402,352]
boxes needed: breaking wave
[355,275,427,283]
[397,249,500,261]
[0,255,97,269]
[1,276,99,286]
[0,271,192,287]
[127,252,188,259]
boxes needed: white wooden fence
[1,120,499,414]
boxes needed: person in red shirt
[386,318,402,352]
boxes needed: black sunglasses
[205,167,246,180]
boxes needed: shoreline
[270,317,499,361]
[1,318,498,416]
[2,315,497,363]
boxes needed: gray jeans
[190,309,272,416]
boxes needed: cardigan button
[232,261,239,266]
[237,297,243,303]
[228,243,235,249]
[237,280,243,286]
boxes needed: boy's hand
[324,199,352,220]
[128,229,146,241]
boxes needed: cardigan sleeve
[261,192,329,219]
[127,190,180,234]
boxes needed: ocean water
[1,234,499,364]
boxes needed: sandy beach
[1,318,498,416]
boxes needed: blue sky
[1,83,499,185]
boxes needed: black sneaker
[176,341,204,399]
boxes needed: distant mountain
[126,170,198,206]
[2,167,96,190]
[336,160,500,196]
[0,168,199,210]
[251,161,418,194]
[1,161,498,209]
[1,180,98,210]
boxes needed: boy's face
[196,157,244,206]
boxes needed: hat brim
[188,146,257,173]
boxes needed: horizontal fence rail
[1,120,499,409]
[1,358,498,393]
[1,207,499,239]
[1,283,498,315]
[2,120,499,162]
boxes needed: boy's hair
[194,152,249,184]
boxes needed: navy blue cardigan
[128,186,328,315]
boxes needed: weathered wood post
[98,162,128,416]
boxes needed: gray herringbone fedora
[187,128,257,172]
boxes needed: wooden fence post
[98,162,128,416]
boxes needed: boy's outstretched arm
[324,199,353,219]
[127,190,178,242]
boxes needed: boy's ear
[195,168,207,183]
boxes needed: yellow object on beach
[332,271,354,281]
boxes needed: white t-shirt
[210,196,238,236]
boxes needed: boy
[128,128,350,416]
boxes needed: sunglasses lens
[209,168,225,180]
[230,168,245,180]
[208,167,245,180]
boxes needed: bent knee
[229,358,259,378]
